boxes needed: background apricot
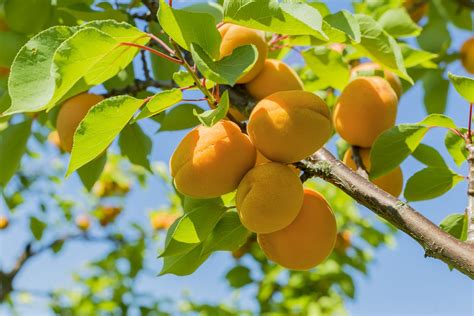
[75,214,91,231]
[219,23,268,83]
[248,90,332,163]
[56,93,104,152]
[461,37,474,74]
[351,62,402,98]
[404,0,428,23]
[245,59,304,100]
[333,77,398,148]
[343,148,403,197]
[170,120,256,198]
[0,215,9,230]
[258,189,337,270]
[236,163,303,234]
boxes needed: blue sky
[1,0,473,315]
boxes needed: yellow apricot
[170,120,256,198]
[75,214,91,231]
[236,162,304,233]
[151,213,179,231]
[0,215,9,230]
[404,0,428,23]
[245,59,304,100]
[351,62,402,98]
[56,93,104,152]
[247,90,332,163]
[333,77,398,148]
[461,37,474,74]
[219,23,268,83]
[258,189,337,270]
[343,148,403,197]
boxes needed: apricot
[170,120,256,198]
[343,148,403,197]
[151,212,178,231]
[351,62,402,98]
[56,93,104,153]
[247,90,332,163]
[75,214,91,231]
[0,215,9,230]
[335,230,352,253]
[245,59,304,100]
[258,189,337,270]
[461,37,474,74]
[236,163,304,233]
[404,0,428,23]
[219,23,268,83]
[98,206,122,227]
[333,77,398,148]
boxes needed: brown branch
[297,148,474,279]
[467,144,474,243]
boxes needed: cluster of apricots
[334,62,404,197]
[170,24,337,270]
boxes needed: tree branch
[297,148,474,279]
[467,144,474,243]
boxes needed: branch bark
[296,148,474,279]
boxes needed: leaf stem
[147,33,175,55]
[120,42,183,65]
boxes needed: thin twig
[467,144,474,243]
[120,42,183,64]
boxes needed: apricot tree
[0,0,474,314]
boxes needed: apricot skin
[258,189,337,270]
[351,62,402,98]
[170,120,256,198]
[333,77,398,148]
[219,23,268,84]
[248,90,332,163]
[245,59,304,100]
[404,0,428,23]
[236,162,304,234]
[343,148,403,197]
[56,93,104,153]
[461,37,474,74]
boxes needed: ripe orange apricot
[404,0,428,23]
[333,77,398,148]
[461,37,474,74]
[343,148,403,197]
[258,189,337,270]
[236,163,304,234]
[248,90,332,163]
[151,212,178,231]
[75,214,91,231]
[170,120,256,198]
[245,59,304,100]
[335,230,352,253]
[56,93,104,152]
[351,62,402,98]
[0,215,9,230]
[219,23,268,83]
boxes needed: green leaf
[417,7,450,53]
[404,167,463,201]
[6,26,78,115]
[158,0,221,59]
[419,114,456,129]
[149,21,180,82]
[160,202,227,257]
[0,31,28,67]
[202,211,250,255]
[160,243,210,276]
[191,44,257,86]
[439,213,468,241]
[4,0,52,34]
[194,90,229,127]
[183,2,223,24]
[378,8,421,38]
[302,47,350,90]
[448,73,474,103]
[172,70,194,88]
[30,216,47,240]
[77,153,107,191]
[411,144,446,167]
[133,89,183,122]
[445,129,468,166]
[226,265,253,289]
[354,14,411,83]
[432,0,472,31]
[370,125,428,179]
[158,104,204,132]
[182,196,224,213]
[223,0,327,40]
[324,10,361,43]
[423,70,449,114]
[0,119,32,186]
[119,124,152,171]
[400,44,438,68]
[67,96,145,176]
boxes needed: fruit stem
[120,42,183,65]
